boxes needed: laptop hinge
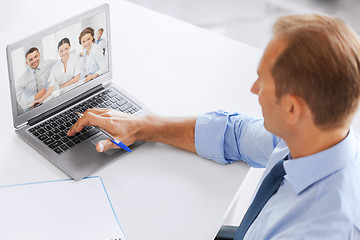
[17,122,28,129]
[102,80,112,88]
[28,85,104,126]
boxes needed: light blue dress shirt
[195,110,360,239]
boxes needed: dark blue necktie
[234,157,287,240]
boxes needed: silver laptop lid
[6,4,112,128]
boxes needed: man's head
[25,47,40,69]
[96,28,104,41]
[252,14,360,133]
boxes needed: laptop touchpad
[90,134,120,156]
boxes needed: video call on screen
[11,12,109,115]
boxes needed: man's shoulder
[315,157,360,214]
[285,168,360,236]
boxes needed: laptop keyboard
[28,88,140,155]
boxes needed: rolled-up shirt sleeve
[195,110,281,168]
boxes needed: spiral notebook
[0,176,126,240]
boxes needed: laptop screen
[8,10,109,116]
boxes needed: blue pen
[75,112,132,152]
[109,139,132,152]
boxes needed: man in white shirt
[15,47,55,111]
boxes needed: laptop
[6,4,151,180]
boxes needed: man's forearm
[139,115,197,153]
[67,109,197,153]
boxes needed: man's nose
[251,79,260,95]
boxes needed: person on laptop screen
[79,27,107,83]
[95,28,107,55]
[15,47,55,111]
[48,38,80,90]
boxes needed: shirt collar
[284,129,358,195]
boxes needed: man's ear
[26,61,29,66]
[281,94,303,124]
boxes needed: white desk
[1,1,358,240]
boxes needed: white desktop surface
[2,1,359,240]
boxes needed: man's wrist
[135,115,197,152]
[136,115,160,142]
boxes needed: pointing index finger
[67,112,89,136]
[67,109,107,136]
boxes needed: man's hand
[35,89,46,100]
[67,109,144,152]
[30,98,43,108]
